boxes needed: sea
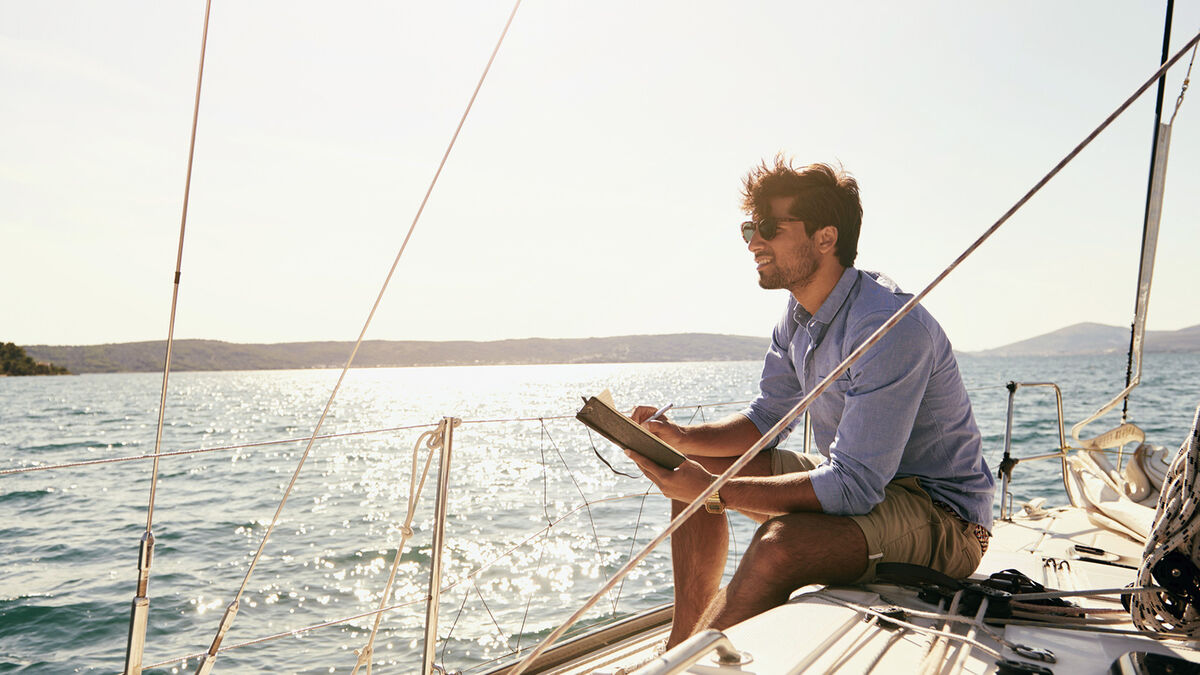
[3,354,1200,674]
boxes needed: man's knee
[739,513,868,584]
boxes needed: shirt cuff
[739,407,790,449]
[804,462,849,515]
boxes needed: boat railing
[3,398,752,674]
[998,381,1071,521]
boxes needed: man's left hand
[624,450,719,505]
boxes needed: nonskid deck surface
[526,506,1200,674]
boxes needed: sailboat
[3,2,1200,674]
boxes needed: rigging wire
[507,28,1200,674]
[1,401,750,477]
[187,4,526,666]
[144,0,212,534]
[124,3,213,673]
[0,422,439,476]
[1169,40,1197,125]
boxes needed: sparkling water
[2,354,1198,673]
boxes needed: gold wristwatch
[704,489,725,514]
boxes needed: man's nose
[747,229,766,251]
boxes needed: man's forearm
[722,472,824,516]
[668,414,765,458]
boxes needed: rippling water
[2,354,1199,673]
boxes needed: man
[625,158,995,648]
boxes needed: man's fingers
[630,405,657,424]
[624,449,666,479]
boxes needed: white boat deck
[508,504,1200,674]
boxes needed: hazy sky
[2,1,1198,352]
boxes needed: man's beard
[757,238,819,291]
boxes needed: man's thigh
[847,477,982,583]
[764,450,981,583]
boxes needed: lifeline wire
[0,401,749,477]
[190,2,525,671]
[507,28,1200,675]
[135,494,646,673]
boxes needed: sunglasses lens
[759,218,776,240]
[740,222,755,243]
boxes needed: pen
[645,402,674,423]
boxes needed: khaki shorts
[771,450,984,584]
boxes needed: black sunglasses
[740,217,804,243]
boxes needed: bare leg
[666,500,726,647]
[667,453,775,647]
[696,512,868,633]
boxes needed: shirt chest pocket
[816,371,853,395]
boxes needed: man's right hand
[630,405,687,447]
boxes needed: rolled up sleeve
[806,311,934,516]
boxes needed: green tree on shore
[1,342,70,376]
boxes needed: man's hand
[624,449,719,505]
[631,404,686,447]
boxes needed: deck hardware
[867,605,909,630]
[123,531,155,675]
[995,657,1054,674]
[1150,551,1200,619]
[1012,645,1057,663]
[194,600,239,675]
[1072,555,1137,570]
[637,629,750,674]
[960,583,1013,620]
[999,382,1071,519]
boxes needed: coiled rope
[1130,402,1200,633]
[351,420,452,675]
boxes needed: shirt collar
[814,267,859,325]
[792,267,859,341]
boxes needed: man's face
[748,196,820,292]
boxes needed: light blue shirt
[743,268,995,530]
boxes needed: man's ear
[815,225,838,253]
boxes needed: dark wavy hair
[741,156,862,267]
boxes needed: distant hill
[23,334,771,374]
[969,322,1200,357]
[1,342,69,376]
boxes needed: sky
[2,1,1198,353]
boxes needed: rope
[507,28,1200,675]
[822,595,1003,661]
[1130,402,1200,633]
[351,423,445,675]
